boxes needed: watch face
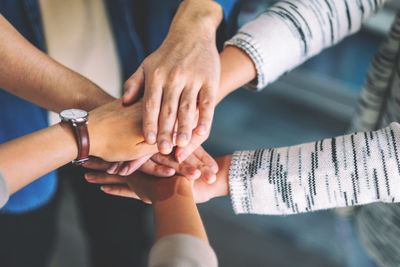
[60,109,88,121]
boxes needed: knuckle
[158,131,172,139]
[152,67,164,80]
[144,99,158,111]
[162,105,176,117]
[180,102,195,113]
[168,67,184,85]
[143,122,156,132]
[199,99,214,109]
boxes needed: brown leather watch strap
[72,120,90,165]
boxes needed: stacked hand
[123,0,223,162]
[85,156,232,204]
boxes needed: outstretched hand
[123,0,223,156]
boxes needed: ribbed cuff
[225,32,267,90]
[0,169,10,209]
[229,150,255,214]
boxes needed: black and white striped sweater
[226,0,400,265]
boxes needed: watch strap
[72,120,90,165]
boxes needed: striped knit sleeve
[229,122,400,215]
[225,0,387,90]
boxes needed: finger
[123,65,145,105]
[118,154,153,176]
[151,153,179,169]
[142,74,163,145]
[176,161,202,180]
[151,153,200,179]
[199,169,217,184]
[175,130,208,163]
[107,161,124,174]
[101,185,141,200]
[139,160,176,177]
[176,84,201,147]
[157,84,183,154]
[193,147,218,173]
[126,141,158,161]
[82,157,114,171]
[195,84,216,136]
[85,172,126,184]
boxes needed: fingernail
[85,173,94,181]
[207,175,217,184]
[146,132,156,144]
[177,133,188,146]
[176,150,188,163]
[165,168,176,176]
[101,186,110,192]
[119,166,129,176]
[107,163,119,174]
[193,169,201,179]
[159,141,171,154]
[172,133,177,146]
[197,124,207,135]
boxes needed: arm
[214,122,400,215]
[123,0,224,155]
[0,14,114,112]
[175,0,389,159]
[224,0,388,90]
[98,123,400,214]
[149,176,217,267]
[0,99,157,196]
[86,172,218,266]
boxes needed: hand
[85,147,219,183]
[88,99,157,162]
[123,0,223,155]
[85,155,232,203]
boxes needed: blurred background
[49,1,400,267]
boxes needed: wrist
[150,176,193,203]
[75,82,115,111]
[217,46,257,104]
[214,155,232,197]
[57,122,79,160]
[177,0,223,36]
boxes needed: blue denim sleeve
[178,0,238,21]
[213,0,238,20]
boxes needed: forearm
[225,0,387,90]
[0,123,76,194]
[229,122,400,215]
[0,14,113,112]
[217,46,257,103]
[152,177,208,242]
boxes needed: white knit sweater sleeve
[225,0,387,90]
[229,123,400,215]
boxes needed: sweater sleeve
[148,234,218,267]
[225,0,387,90]
[0,169,10,208]
[229,122,400,215]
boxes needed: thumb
[123,65,145,105]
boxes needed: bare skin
[123,0,223,155]
[0,14,113,112]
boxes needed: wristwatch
[59,108,90,165]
